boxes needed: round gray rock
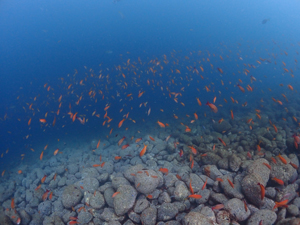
[241,173,265,207]
[112,177,131,189]
[75,177,99,193]
[134,199,150,213]
[141,206,157,225]
[135,170,160,194]
[62,185,83,209]
[90,191,105,209]
[246,209,276,225]
[174,181,189,201]
[114,185,137,216]
[246,158,271,185]
[38,201,52,216]
[212,120,231,133]
[183,212,216,225]
[158,203,178,221]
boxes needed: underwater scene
[1,0,300,224]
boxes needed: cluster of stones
[1,115,300,225]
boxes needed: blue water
[1,0,300,169]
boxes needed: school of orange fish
[1,42,300,224]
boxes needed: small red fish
[49,191,53,200]
[257,183,265,200]
[202,178,208,190]
[273,199,289,209]
[112,192,120,198]
[118,118,126,128]
[41,175,47,183]
[243,200,248,212]
[212,204,224,210]
[188,194,202,199]
[188,146,197,155]
[11,198,15,209]
[121,144,129,150]
[53,148,59,156]
[179,149,184,157]
[218,137,226,146]
[189,179,194,195]
[149,136,155,141]
[263,163,271,170]
[247,151,252,159]
[159,168,169,175]
[227,179,234,188]
[278,154,287,164]
[206,101,218,113]
[272,177,284,185]
[157,121,165,128]
[42,190,50,201]
[271,157,277,164]
[140,144,147,157]
[290,162,298,169]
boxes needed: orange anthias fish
[217,67,223,74]
[34,184,41,192]
[54,149,59,156]
[218,138,226,146]
[39,118,47,123]
[11,198,15,209]
[135,138,142,143]
[49,191,53,200]
[185,126,191,132]
[272,177,284,185]
[140,144,147,157]
[41,175,47,183]
[196,97,202,106]
[237,84,245,93]
[159,168,169,175]
[212,204,224,210]
[190,159,194,169]
[194,112,198,120]
[188,194,202,199]
[118,136,126,146]
[188,146,197,155]
[227,179,234,188]
[149,136,155,141]
[202,178,208,190]
[257,183,265,200]
[40,151,44,160]
[273,124,278,133]
[118,118,126,128]
[287,84,293,91]
[273,199,289,209]
[42,190,50,201]
[206,101,218,113]
[189,179,194,194]
[121,144,129,150]
[278,154,287,164]
[112,192,120,198]
[157,121,165,128]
